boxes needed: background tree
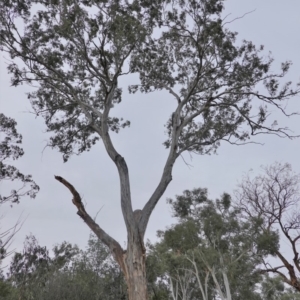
[147,185,300,299]
[0,113,39,290]
[261,275,300,300]
[237,162,300,292]
[5,234,52,299]
[1,179,300,299]
[147,188,275,300]
[2,233,127,300]
[1,0,299,298]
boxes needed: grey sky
[0,0,300,263]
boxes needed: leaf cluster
[0,113,39,204]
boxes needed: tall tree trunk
[123,236,148,300]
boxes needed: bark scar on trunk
[133,209,146,254]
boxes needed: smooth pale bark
[187,253,233,300]
[169,270,194,300]
[187,256,209,300]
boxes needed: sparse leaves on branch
[0,113,39,204]
[237,163,300,291]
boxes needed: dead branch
[54,175,126,272]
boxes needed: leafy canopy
[0,0,298,163]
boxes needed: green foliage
[1,0,300,298]
[2,233,127,300]
[0,113,38,296]
[256,231,279,256]
[0,272,16,298]
[0,0,152,162]
[0,113,39,204]
[147,187,283,299]
[0,187,299,299]
[261,275,300,300]
[6,234,52,298]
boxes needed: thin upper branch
[140,102,184,236]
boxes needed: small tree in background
[3,233,127,300]
[237,162,300,292]
[147,188,272,300]
[1,0,299,298]
[147,183,300,299]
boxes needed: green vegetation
[1,0,299,298]
[1,163,300,299]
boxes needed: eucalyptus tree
[0,0,299,298]
[147,188,273,299]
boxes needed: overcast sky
[1,0,300,263]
